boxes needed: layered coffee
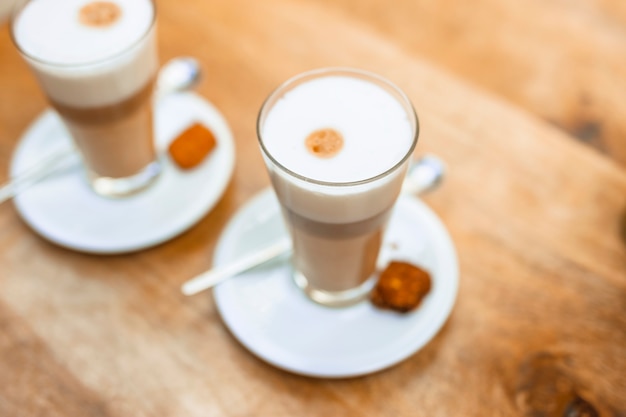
[283,206,393,292]
[11,0,160,195]
[49,79,156,178]
[259,71,417,304]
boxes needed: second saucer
[10,92,236,254]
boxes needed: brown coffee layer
[281,204,392,239]
[50,81,157,178]
[49,79,155,126]
[281,207,392,292]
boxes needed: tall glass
[10,0,161,197]
[257,68,419,307]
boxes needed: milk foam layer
[13,0,157,107]
[262,76,413,183]
[261,74,416,223]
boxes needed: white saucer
[213,188,459,378]
[10,92,235,254]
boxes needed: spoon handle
[402,154,445,195]
[181,238,292,296]
[0,148,76,205]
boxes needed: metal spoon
[181,155,446,296]
[0,57,202,205]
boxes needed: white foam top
[261,74,416,223]
[13,0,154,65]
[12,0,157,107]
[262,75,413,183]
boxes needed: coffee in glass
[257,68,419,307]
[11,0,161,197]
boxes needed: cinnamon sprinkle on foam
[305,128,344,158]
[79,1,121,27]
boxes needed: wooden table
[1,0,625,415]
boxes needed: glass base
[87,160,162,198]
[293,269,378,308]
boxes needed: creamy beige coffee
[50,79,156,178]
[283,206,391,292]
[259,69,418,306]
[11,0,160,196]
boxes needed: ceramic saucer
[10,92,235,254]
[213,188,459,378]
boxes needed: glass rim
[256,67,420,188]
[9,0,157,69]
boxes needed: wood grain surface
[315,0,626,166]
[0,0,625,416]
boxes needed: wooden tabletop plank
[312,0,626,166]
[0,0,624,415]
[0,301,114,417]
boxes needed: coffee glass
[10,0,161,197]
[257,68,419,307]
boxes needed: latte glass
[10,0,161,197]
[257,68,419,307]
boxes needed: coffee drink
[258,69,418,306]
[11,0,160,196]
[49,79,156,179]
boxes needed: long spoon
[0,57,202,205]
[181,155,446,296]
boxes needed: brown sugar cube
[168,123,217,170]
[371,261,432,313]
